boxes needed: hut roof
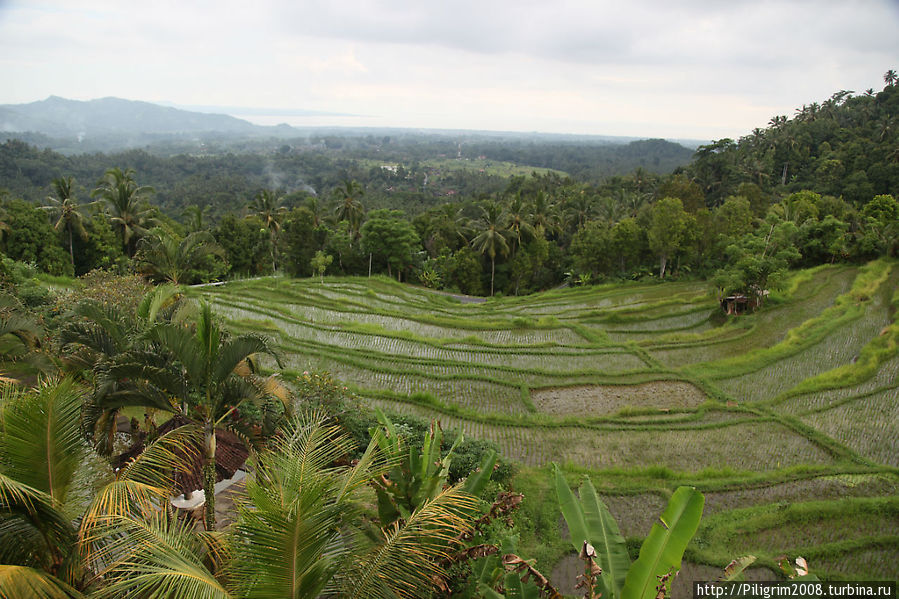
[114,414,249,495]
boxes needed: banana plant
[553,464,705,599]
[370,409,463,526]
[473,535,551,599]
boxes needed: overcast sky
[1,0,897,140]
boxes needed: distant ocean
[234,113,392,129]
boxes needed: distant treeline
[0,75,896,299]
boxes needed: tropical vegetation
[0,73,897,597]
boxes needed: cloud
[0,0,897,138]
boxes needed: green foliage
[134,227,226,284]
[1,199,71,276]
[361,209,420,281]
[371,408,462,526]
[553,465,630,599]
[281,206,323,277]
[214,214,272,276]
[91,167,156,256]
[553,465,704,599]
[620,486,704,599]
[647,197,691,278]
[309,250,333,283]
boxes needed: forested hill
[462,138,694,180]
[0,132,695,219]
[687,77,899,206]
[0,76,895,299]
[0,96,265,134]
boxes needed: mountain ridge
[0,95,263,136]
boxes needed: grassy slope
[190,260,899,586]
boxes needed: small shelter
[113,414,249,498]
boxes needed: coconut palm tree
[42,176,93,269]
[305,196,323,228]
[333,179,365,239]
[248,190,286,272]
[470,201,510,297]
[75,411,476,599]
[504,192,535,254]
[0,378,111,596]
[91,168,156,257]
[100,302,284,531]
[529,190,560,238]
[134,227,225,285]
[229,411,474,598]
[0,377,211,598]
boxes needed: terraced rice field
[191,259,899,588]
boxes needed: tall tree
[333,179,365,239]
[134,227,226,285]
[360,209,420,281]
[529,190,559,238]
[248,190,287,272]
[42,176,92,269]
[99,302,285,530]
[91,167,156,257]
[647,197,690,278]
[505,192,535,254]
[470,201,510,296]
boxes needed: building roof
[114,414,249,495]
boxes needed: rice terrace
[191,257,899,589]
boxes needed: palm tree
[563,189,596,231]
[75,411,476,599]
[884,69,897,87]
[42,176,92,269]
[57,285,186,454]
[183,204,211,233]
[470,201,510,296]
[504,192,535,254]
[0,291,43,362]
[529,190,560,238]
[333,179,365,239]
[91,167,156,257]
[0,379,98,595]
[101,302,284,531]
[305,196,322,228]
[249,190,286,272]
[0,377,212,598]
[134,227,225,285]
[230,411,476,598]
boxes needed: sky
[0,0,897,140]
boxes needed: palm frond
[0,472,75,573]
[0,378,87,504]
[136,283,183,324]
[342,485,478,599]
[118,424,203,489]
[86,511,230,599]
[212,335,275,385]
[0,565,83,599]
[102,351,189,407]
[229,412,364,598]
[229,493,345,598]
[145,322,206,385]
